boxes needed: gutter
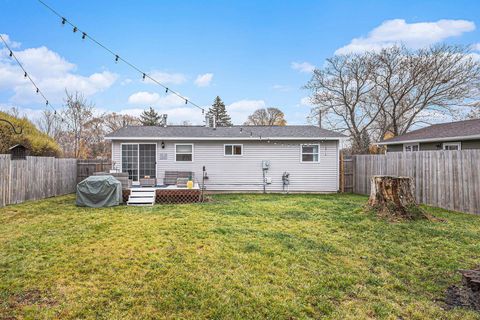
[376,134,480,145]
[105,136,347,141]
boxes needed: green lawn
[1,194,480,319]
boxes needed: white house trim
[376,134,480,145]
[106,136,346,141]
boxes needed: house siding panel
[386,139,480,152]
[112,139,339,192]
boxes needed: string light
[0,34,68,127]
[36,0,206,115]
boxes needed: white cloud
[472,43,480,51]
[291,61,315,73]
[300,96,313,107]
[121,78,132,86]
[0,37,118,104]
[227,99,266,124]
[336,19,476,55]
[194,73,213,87]
[145,70,187,85]
[128,91,160,105]
[272,84,291,92]
[127,91,189,108]
[0,34,21,49]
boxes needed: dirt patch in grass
[1,289,58,318]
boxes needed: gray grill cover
[76,175,122,207]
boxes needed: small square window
[224,144,243,156]
[301,144,320,162]
[175,144,194,162]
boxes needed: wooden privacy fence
[352,150,480,214]
[0,155,77,207]
[77,159,112,183]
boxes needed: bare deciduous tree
[62,91,94,158]
[306,44,480,154]
[305,54,378,153]
[373,45,480,137]
[36,109,63,141]
[104,112,140,133]
[244,107,287,126]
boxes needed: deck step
[129,192,155,197]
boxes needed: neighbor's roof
[377,119,480,145]
[105,125,346,140]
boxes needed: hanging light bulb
[202,109,205,115]
[54,110,57,115]
[185,99,188,104]
[24,72,27,78]
[9,50,13,57]
[165,88,169,93]
[82,32,87,40]
[46,100,49,106]
[142,73,146,81]
[115,55,119,63]
[73,26,78,33]
[36,88,39,94]
[61,17,66,25]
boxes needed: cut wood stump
[367,175,427,220]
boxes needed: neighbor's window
[404,143,419,152]
[175,144,193,162]
[443,142,461,150]
[301,144,319,162]
[224,144,243,156]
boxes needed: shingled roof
[377,119,480,145]
[105,125,345,140]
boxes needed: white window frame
[300,144,320,163]
[443,142,461,150]
[174,143,194,162]
[224,144,243,156]
[120,142,157,182]
[403,143,419,152]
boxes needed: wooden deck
[123,185,202,204]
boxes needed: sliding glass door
[121,144,156,181]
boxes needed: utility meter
[262,160,271,170]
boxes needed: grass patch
[1,193,480,319]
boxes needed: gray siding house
[377,119,480,152]
[105,125,345,192]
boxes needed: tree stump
[367,175,426,220]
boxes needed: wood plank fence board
[351,150,480,215]
[0,155,77,207]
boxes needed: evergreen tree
[206,96,232,126]
[140,107,161,126]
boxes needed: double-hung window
[175,144,193,162]
[224,144,243,156]
[443,142,461,150]
[404,143,419,152]
[301,144,320,162]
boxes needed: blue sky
[1,0,479,125]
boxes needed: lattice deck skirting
[122,188,201,204]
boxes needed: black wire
[36,0,205,114]
[0,34,72,129]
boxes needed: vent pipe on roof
[205,115,210,127]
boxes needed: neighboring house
[105,125,345,192]
[377,119,480,152]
